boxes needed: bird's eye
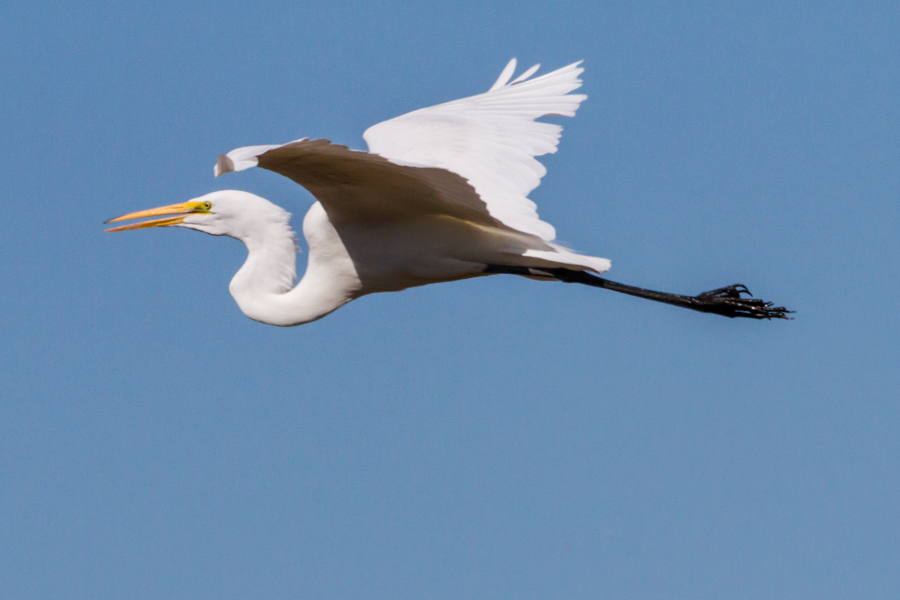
[202,201,212,211]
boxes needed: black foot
[693,284,793,320]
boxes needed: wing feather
[363,60,587,240]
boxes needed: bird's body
[108,59,790,323]
[183,185,609,326]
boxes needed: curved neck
[228,218,360,327]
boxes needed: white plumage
[107,59,791,324]
[215,59,591,244]
[363,59,585,241]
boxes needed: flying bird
[106,59,791,326]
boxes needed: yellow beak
[104,201,209,232]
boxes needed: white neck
[228,208,360,326]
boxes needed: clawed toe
[698,284,752,300]
[691,285,793,320]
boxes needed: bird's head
[105,190,294,243]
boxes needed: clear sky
[1,2,898,598]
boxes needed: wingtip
[510,63,541,85]
[214,153,235,177]
[489,58,518,91]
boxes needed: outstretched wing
[214,60,586,241]
[363,59,587,241]
[217,137,503,227]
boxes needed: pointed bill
[104,201,210,232]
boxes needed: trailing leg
[483,265,792,320]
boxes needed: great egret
[106,59,791,326]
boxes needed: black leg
[483,265,793,320]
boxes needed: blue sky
[1,1,898,598]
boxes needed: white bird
[107,59,790,325]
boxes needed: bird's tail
[505,243,611,274]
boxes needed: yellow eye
[202,201,212,211]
